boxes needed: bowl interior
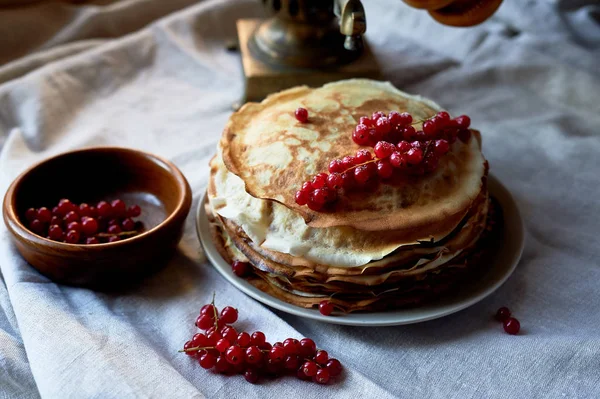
[13,148,182,234]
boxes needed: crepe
[206,78,497,313]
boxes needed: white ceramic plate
[196,174,524,326]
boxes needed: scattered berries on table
[181,295,343,384]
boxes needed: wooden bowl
[2,147,192,289]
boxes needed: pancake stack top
[207,79,492,312]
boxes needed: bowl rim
[2,146,192,251]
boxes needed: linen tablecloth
[1,0,600,398]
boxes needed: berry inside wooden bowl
[2,147,192,289]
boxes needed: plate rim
[196,174,524,327]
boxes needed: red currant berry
[121,218,135,231]
[503,317,520,335]
[359,116,373,127]
[200,304,216,317]
[36,207,52,223]
[107,235,120,243]
[110,200,126,217]
[423,120,437,136]
[214,356,230,373]
[406,148,423,165]
[354,164,372,185]
[79,203,93,217]
[65,230,80,244]
[199,352,216,369]
[81,217,98,236]
[273,342,283,348]
[455,115,471,129]
[221,326,238,343]
[183,340,197,357]
[375,117,392,136]
[108,218,120,227]
[220,306,238,324]
[355,149,372,164]
[368,127,383,144]
[315,368,330,384]
[319,300,334,316]
[387,111,402,126]
[206,330,222,345]
[458,129,471,143]
[295,107,309,123]
[96,201,112,217]
[25,208,37,222]
[374,141,396,159]
[397,140,412,153]
[269,346,286,362]
[326,173,343,190]
[326,359,342,376]
[325,187,337,202]
[352,124,370,146]
[67,221,81,233]
[315,350,329,364]
[52,206,61,217]
[86,237,99,245]
[311,189,329,205]
[245,346,262,364]
[297,368,311,381]
[283,338,301,356]
[265,358,283,375]
[423,155,439,172]
[191,333,208,347]
[295,190,309,206]
[197,314,214,330]
[237,332,251,348]
[50,216,61,226]
[306,199,322,211]
[244,369,259,384]
[216,338,230,353]
[398,112,413,125]
[251,331,266,347]
[376,160,394,179]
[299,338,316,357]
[390,152,407,168]
[57,199,76,216]
[403,125,416,140]
[302,361,318,377]
[311,173,327,189]
[107,224,121,235]
[48,225,63,240]
[495,307,511,322]
[341,156,357,170]
[127,204,141,218]
[434,139,450,156]
[371,111,385,122]
[328,159,344,174]
[436,111,450,122]
[232,261,251,277]
[64,211,79,224]
[341,171,355,189]
[282,355,298,370]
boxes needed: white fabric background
[1,0,600,398]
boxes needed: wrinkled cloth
[1,0,600,398]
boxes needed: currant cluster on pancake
[294,108,471,211]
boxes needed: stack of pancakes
[207,79,500,313]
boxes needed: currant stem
[96,231,139,238]
[179,346,216,353]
